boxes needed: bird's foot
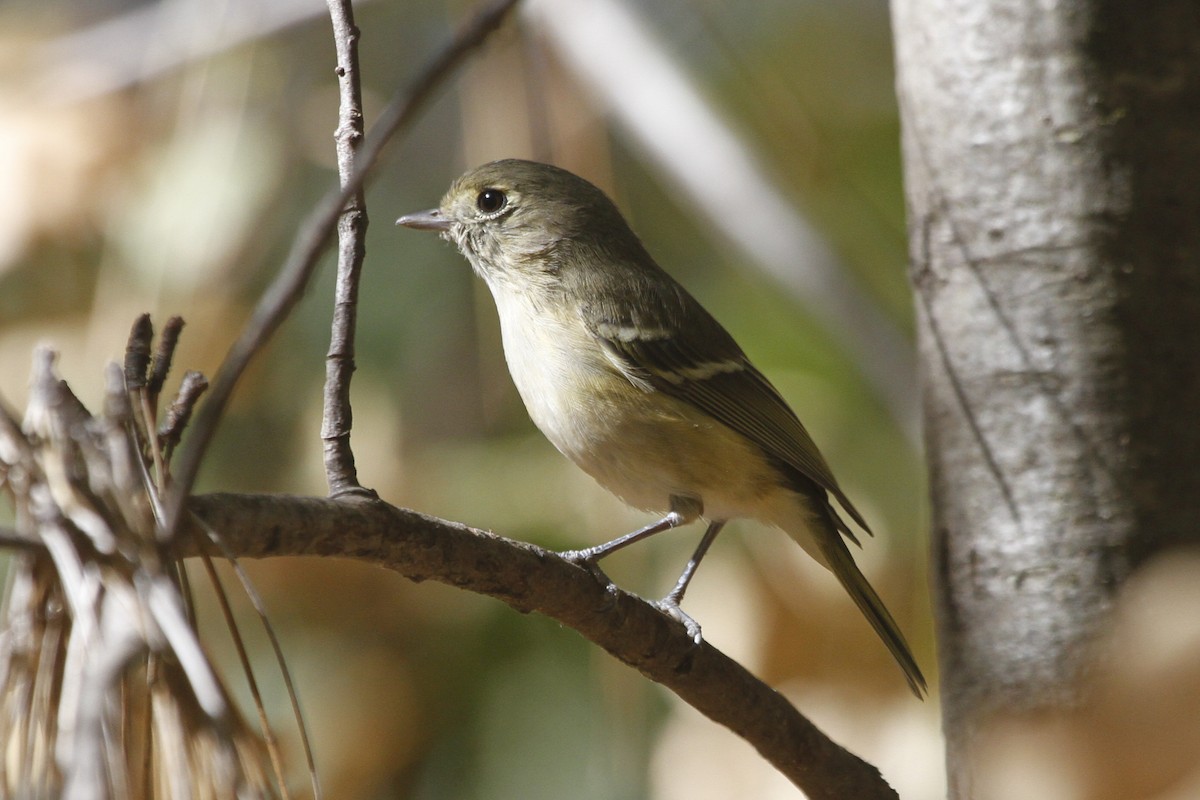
[653,596,703,644]
[558,548,616,591]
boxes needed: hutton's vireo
[398,159,925,697]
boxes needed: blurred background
[0,0,941,796]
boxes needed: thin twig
[187,492,902,800]
[321,0,371,498]
[191,549,292,799]
[161,0,522,538]
[0,527,38,550]
[353,0,522,192]
[191,518,321,800]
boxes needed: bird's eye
[476,188,507,214]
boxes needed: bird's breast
[489,286,782,519]
[492,288,622,455]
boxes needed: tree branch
[321,0,370,498]
[186,491,900,800]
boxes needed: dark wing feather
[580,276,872,538]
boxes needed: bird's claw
[557,547,593,565]
[558,549,617,592]
[654,597,703,644]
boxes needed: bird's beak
[396,208,451,231]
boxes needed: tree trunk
[891,0,1200,795]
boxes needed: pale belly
[495,300,783,522]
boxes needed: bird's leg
[560,513,680,564]
[560,495,701,564]
[559,496,701,586]
[654,520,727,643]
[662,520,727,607]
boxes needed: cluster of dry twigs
[0,322,290,798]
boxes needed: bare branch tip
[148,315,187,398]
[159,370,210,457]
[124,313,154,391]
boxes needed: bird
[397,159,925,697]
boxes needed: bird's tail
[813,513,927,698]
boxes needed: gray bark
[891,0,1200,795]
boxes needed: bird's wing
[582,283,872,538]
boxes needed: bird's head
[397,159,643,292]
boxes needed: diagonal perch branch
[186,491,901,800]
